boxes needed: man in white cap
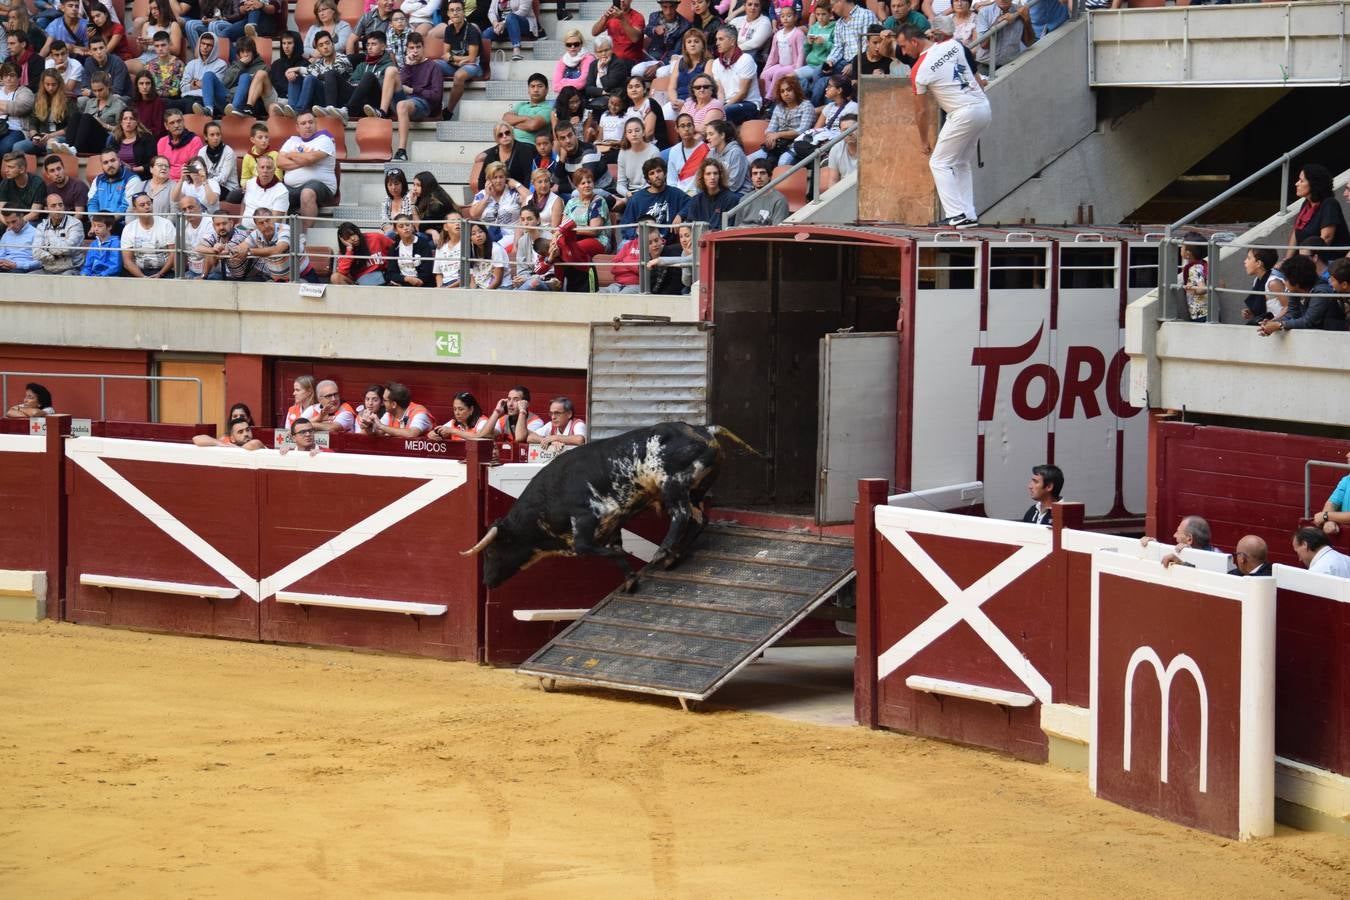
[897,21,991,229]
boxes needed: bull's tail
[708,425,763,458]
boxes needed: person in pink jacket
[552,28,596,91]
[760,0,805,99]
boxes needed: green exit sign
[435,331,461,357]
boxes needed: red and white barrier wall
[0,427,646,664]
[0,417,67,619]
[855,478,1343,839]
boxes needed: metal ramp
[516,524,855,708]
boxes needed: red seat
[349,117,392,162]
[294,0,319,33]
[771,165,809,211]
[267,114,300,147]
[593,254,616,288]
[220,114,259,154]
[819,167,839,192]
[339,0,364,25]
[738,119,768,154]
[183,112,211,136]
[423,34,446,62]
[316,116,348,158]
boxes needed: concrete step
[437,120,500,142]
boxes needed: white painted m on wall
[1122,647,1211,793]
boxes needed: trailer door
[816,331,898,524]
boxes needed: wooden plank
[80,573,241,600]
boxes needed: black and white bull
[460,422,752,590]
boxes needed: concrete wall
[789,172,859,224]
[0,278,697,372]
[985,87,1286,225]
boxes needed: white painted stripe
[70,452,261,601]
[258,478,460,600]
[0,434,46,453]
[67,436,469,482]
[512,608,588,622]
[274,590,447,616]
[905,675,1035,707]
[875,525,1053,703]
[875,503,1053,548]
[80,573,241,600]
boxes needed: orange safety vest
[381,402,436,433]
[448,414,490,441]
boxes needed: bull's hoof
[650,549,677,570]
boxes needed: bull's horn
[460,526,499,557]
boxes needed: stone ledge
[0,570,47,622]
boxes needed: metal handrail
[1,372,204,422]
[1157,110,1350,320]
[1305,460,1350,519]
[721,122,859,229]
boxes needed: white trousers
[929,100,991,221]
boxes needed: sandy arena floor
[1,620,1346,898]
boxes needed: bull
[460,422,753,590]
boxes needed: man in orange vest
[485,384,549,442]
[307,379,358,432]
[531,395,588,454]
[363,381,435,437]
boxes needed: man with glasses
[306,380,357,433]
[530,396,588,456]
[279,418,330,456]
[1227,536,1272,578]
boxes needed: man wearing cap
[897,21,990,229]
[633,0,690,80]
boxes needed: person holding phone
[591,0,645,64]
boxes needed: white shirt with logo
[911,38,988,112]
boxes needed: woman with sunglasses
[679,74,725,140]
[552,29,595,91]
[473,123,535,192]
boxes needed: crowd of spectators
[196,377,589,457]
[0,0,1078,290]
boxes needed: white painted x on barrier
[875,525,1054,704]
[67,439,466,603]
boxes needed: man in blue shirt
[88,149,139,232]
[41,0,87,55]
[0,210,41,272]
[619,157,688,240]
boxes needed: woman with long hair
[615,116,659,200]
[704,118,749,195]
[131,71,166,140]
[332,220,396,285]
[65,71,126,154]
[465,223,508,289]
[15,69,70,155]
[674,158,738,231]
[784,74,854,165]
[5,383,55,419]
[625,75,667,148]
[428,391,492,441]
[382,168,415,230]
[284,375,317,429]
[754,73,814,167]
[551,85,587,142]
[679,73,725,139]
[411,171,458,238]
[1289,163,1349,249]
[664,27,711,109]
[552,28,594,92]
[550,167,611,291]
[108,107,156,178]
[131,0,184,73]
[433,210,464,287]
[88,3,134,61]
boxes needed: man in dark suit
[1228,535,1273,577]
[1021,463,1063,525]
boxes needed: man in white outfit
[898,22,991,228]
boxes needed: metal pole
[100,377,107,419]
[173,211,185,279]
[637,220,651,294]
[691,221,702,291]
[1204,235,1217,323]
[1279,157,1290,215]
[459,219,472,289]
[1158,228,1172,320]
[288,214,301,281]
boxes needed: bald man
[1228,535,1272,577]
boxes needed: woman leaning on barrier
[5,383,55,419]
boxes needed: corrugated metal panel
[586,320,712,441]
[517,524,856,702]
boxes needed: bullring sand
[0,621,1346,898]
